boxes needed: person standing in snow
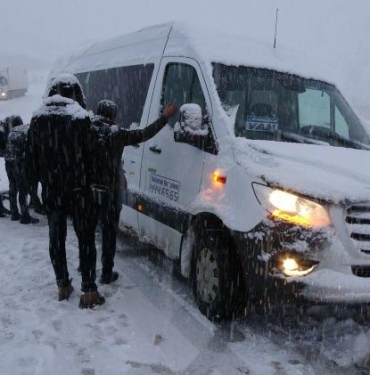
[0,118,10,217]
[90,99,177,284]
[0,193,8,217]
[26,74,104,309]
[4,116,39,224]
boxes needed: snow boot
[58,284,74,301]
[100,271,119,284]
[30,202,46,215]
[20,214,39,224]
[0,206,10,217]
[11,212,20,221]
[79,291,105,309]
[0,210,8,217]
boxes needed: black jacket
[4,124,29,163]
[26,95,92,208]
[91,115,168,191]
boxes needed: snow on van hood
[231,138,370,204]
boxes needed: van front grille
[352,266,370,278]
[346,204,370,254]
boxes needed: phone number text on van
[149,173,180,202]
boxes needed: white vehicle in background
[0,67,28,99]
[54,23,370,320]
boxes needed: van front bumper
[232,219,370,306]
[295,268,370,304]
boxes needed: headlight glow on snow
[253,183,331,227]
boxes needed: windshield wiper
[299,125,370,150]
[278,130,330,146]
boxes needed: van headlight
[252,183,331,228]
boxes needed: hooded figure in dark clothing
[5,116,40,224]
[26,73,105,308]
[90,99,177,284]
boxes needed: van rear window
[77,64,154,128]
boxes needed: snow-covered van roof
[59,22,331,85]
[60,23,172,74]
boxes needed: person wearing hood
[26,73,104,309]
[4,115,39,224]
[90,99,177,285]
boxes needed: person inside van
[91,99,178,285]
[277,97,297,131]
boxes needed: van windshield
[213,63,370,149]
[0,74,7,87]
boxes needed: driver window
[162,63,206,127]
[335,107,349,138]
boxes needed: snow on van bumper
[293,268,370,304]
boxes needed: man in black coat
[26,73,104,308]
[5,117,39,223]
[91,99,177,284]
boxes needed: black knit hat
[97,100,117,121]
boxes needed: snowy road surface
[1,82,370,375]
[1,211,370,375]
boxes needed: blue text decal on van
[245,116,278,131]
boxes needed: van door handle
[149,145,162,154]
[131,144,140,148]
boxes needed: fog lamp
[281,256,316,277]
[283,258,299,272]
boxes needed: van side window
[77,64,154,128]
[162,63,206,127]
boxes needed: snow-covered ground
[1,81,370,375]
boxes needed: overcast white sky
[1,0,368,62]
[1,0,370,112]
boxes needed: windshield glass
[0,74,8,87]
[213,63,370,148]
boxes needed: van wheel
[192,228,241,321]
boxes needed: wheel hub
[196,247,219,303]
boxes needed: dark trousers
[5,161,29,217]
[46,190,98,292]
[29,182,43,208]
[95,189,122,276]
[0,193,6,214]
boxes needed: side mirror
[173,103,217,153]
[179,103,204,132]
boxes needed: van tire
[192,226,241,321]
